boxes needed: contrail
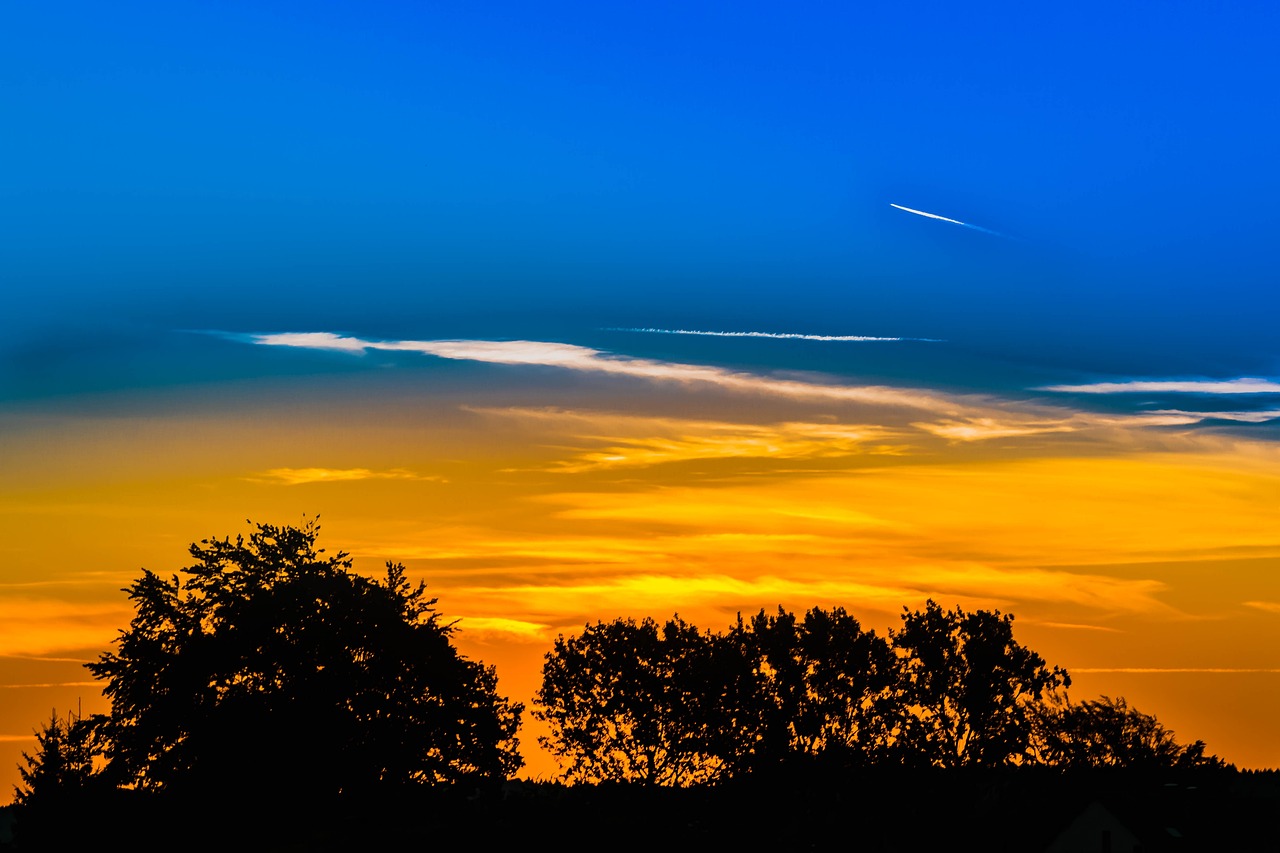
[890,203,966,226]
[891,203,1005,237]
[607,328,909,342]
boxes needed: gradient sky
[3,1,1280,786]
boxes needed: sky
[3,1,1280,786]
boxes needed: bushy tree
[85,519,522,794]
[892,600,1069,767]
[15,708,101,805]
[1031,694,1224,770]
[535,607,905,784]
[533,616,751,785]
[730,607,898,770]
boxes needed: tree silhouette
[14,708,101,806]
[85,519,522,794]
[730,607,898,770]
[533,615,750,785]
[892,600,1069,767]
[1031,693,1224,770]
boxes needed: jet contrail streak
[890,203,966,226]
[891,203,1008,238]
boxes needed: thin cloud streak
[1148,410,1280,423]
[608,327,923,342]
[1244,601,1280,615]
[249,467,445,486]
[1040,378,1280,394]
[453,616,552,643]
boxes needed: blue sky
[5,0,1280,396]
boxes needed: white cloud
[242,333,1280,445]
[1147,409,1280,424]
[251,331,371,353]
[249,333,958,410]
[608,328,912,342]
[1040,378,1280,394]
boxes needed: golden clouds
[490,412,902,472]
[251,468,445,485]
[5,338,1280,774]
[1244,601,1280,615]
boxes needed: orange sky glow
[3,360,1279,789]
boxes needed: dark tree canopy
[84,519,522,794]
[891,600,1069,767]
[14,709,101,806]
[533,615,751,785]
[534,601,1083,784]
[730,607,898,770]
[1031,694,1225,770]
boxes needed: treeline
[9,521,1233,847]
[534,606,1220,785]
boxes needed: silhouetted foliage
[537,602,1076,783]
[729,606,898,771]
[533,615,752,785]
[14,708,101,806]
[531,601,1238,784]
[84,519,522,794]
[1031,693,1225,770]
[891,600,1069,767]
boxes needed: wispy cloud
[1037,622,1123,633]
[1244,601,1280,615]
[249,331,371,353]
[1147,409,1280,423]
[242,333,1274,444]
[453,616,552,643]
[246,332,958,410]
[250,468,445,486]
[449,563,1172,635]
[912,417,1079,441]
[607,327,927,342]
[1039,378,1280,394]
[467,408,903,472]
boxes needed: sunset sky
[4,1,1280,786]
